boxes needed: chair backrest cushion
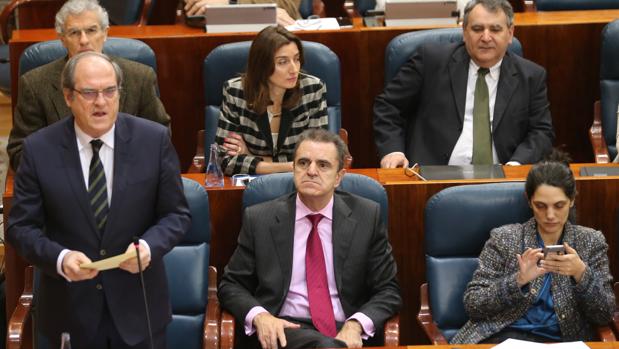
[19,37,157,76]
[202,40,341,147]
[424,182,531,341]
[600,19,619,159]
[536,0,619,11]
[163,178,211,349]
[242,172,388,227]
[99,0,148,25]
[384,27,523,84]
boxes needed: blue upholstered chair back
[355,0,377,15]
[18,37,157,75]
[163,178,212,349]
[599,20,619,160]
[202,40,341,148]
[424,182,531,341]
[0,44,10,95]
[100,0,154,24]
[384,28,523,85]
[536,0,619,10]
[242,173,388,227]
[299,0,313,18]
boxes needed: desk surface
[7,9,618,169]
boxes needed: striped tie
[89,139,108,233]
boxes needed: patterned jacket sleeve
[571,229,615,325]
[216,81,262,175]
[463,226,533,320]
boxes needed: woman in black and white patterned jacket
[215,25,328,175]
[452,153,615,344]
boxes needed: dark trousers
[44,298,166,349]
[482,328,557,344]
[239,316,383,349]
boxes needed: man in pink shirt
[219,129,401,349]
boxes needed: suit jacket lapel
[332,193,356,291]
[270,194,296,293]
[276,109,294,151]
[449,45,470,125]
[103,114,132,241]
[60,117,100,237]
[256,112,274,150]
[493,52,519,130]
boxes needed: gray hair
[463,0,514,28]
[293,129,349,171]
[55,0,109,34]
[61,51,123,91]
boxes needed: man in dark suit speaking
[7,52,190,348]
[374,0,554,168]
[219,129,401,349]
[7,0,170,171]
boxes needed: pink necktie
[305,214,337,337]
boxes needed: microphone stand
[134,238,155,349]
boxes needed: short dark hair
[243,25,304,114]
[525,150,576,201]
[293,129,347,171]
[463,0,514,28]
[61,51,123,91]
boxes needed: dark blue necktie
[89,139,108,233]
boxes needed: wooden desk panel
[9,9,619,169]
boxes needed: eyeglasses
[64,26,101,39]
[73,86,120,101]
[404,163,427,181]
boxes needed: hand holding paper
[64,251,99,280]
[80,248,137,271]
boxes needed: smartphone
[543,244,565,258]
[336,16,353,28]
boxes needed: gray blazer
[451,218,614,344]
[7,56,170,170]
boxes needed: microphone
[133,237,155,349]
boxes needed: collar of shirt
[468,58,502,82]
[295,194,334,222]
[75,123,116,152]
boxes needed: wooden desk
[4,164,619,344]
[8,9,619,169]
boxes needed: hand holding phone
[543,244,565,258]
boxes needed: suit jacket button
[100,249,106,256]
[96,284,103,290]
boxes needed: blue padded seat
[384,27,523,85]
[164,177,212,349]
[598,20,619,160]
[19,37,157,76]
[536,0,619,11]
[423,182,531,342]
[202,40,341,148]
[242,172,388,227]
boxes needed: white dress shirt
[448,59,502,165]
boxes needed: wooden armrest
[597,325,615,342]
[137,0,152,26]
[220,310,235,349]
[338,128,353,169]
[189,130,206,173]
[0,0,24,44]
[417,283,448,345]
[589,100,611,164]
[383,313,399,346]
[203,266,220,349]
[7,265,34,349]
